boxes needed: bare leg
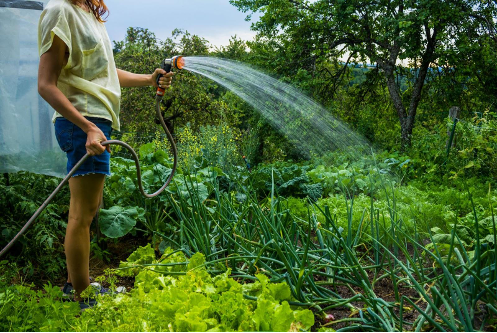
[65,174,105,301]
[66,191,103,284]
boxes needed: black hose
[0,95,177,258]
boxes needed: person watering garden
[37,0,173,307]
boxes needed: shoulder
[42,0,76,20]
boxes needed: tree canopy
[230,0,497,149]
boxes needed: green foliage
[162,170,497,331]
[330,82,401,150]
[116,244,188,277]
[2,146,497,331]
[230,0,497,149]
[114,27,245,140]
[103,140,233,241]
[0,247,315,332]
[249,162,316,199]
[287,180,496,239]
[176,123,244,174]
[114,249,314,332]
[449,113,497,178]
[0,283,80,331]
[0,172,68,280]
[248,151,412,201]
[214,35,249,61]
[409,111,497,181]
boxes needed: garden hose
[0,56,183,258]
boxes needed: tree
[114,28,231,136]
[113,27,163,134]
[214,35,249,61]
[230,0,497,150]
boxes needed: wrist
[82,121,98,134]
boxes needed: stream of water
[182,57,371,158]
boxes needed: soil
[310,244,431,331]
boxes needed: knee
[68,215,93,229]
[68,204,100,228]
[87,202,101,219]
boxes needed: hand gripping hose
[0,94,177,258]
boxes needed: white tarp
[0,0,66,177]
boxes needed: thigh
[68,174,106,218]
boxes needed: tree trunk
[400,119,414,151]
[382,67,414,151]
[378,23,438,151]
[383,61,434,151]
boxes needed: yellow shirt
[38,0,121,130]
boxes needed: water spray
[0,56,184,258]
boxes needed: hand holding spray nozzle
[156,55,184,97]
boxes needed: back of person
[39,0,121,130]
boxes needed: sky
[103,0,257,48]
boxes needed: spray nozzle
[162,55,185,72]
[156,55,184,97]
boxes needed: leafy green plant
[102,141,230,247]
[111,248,314,332]
[0,172,68,280]
[248,162,321,200]
[0,247,315,332]
[157,170,497,331]
[0,283,80,332]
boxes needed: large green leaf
[271,302,294,332]
[138,142,155,161]
[99,206,145,238]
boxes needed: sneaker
[62,281,125,304]
[62,282,74,297]
[91,283,128,295]
[62,282,108,298]
[79,298,97,311]
[115,286,127,293]
[95,286,112,296]
[62,276,95,294]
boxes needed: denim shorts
[54,117,112,177]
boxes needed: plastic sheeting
[0,0,66,177]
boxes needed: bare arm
[38,35,109,155]
[116,68,174,88]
